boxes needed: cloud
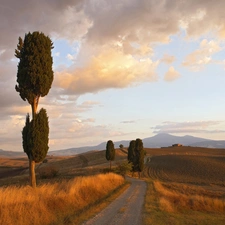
[2,0,225,151]
[183,39,222,71]
[121,120,136,124]
[164,66,180,82]
[48,118,128,150]
[54,46,159,95]
[161,54,176,64]
[67,54,75,61]
[152,121,225,134]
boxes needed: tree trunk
[29,97,39,188]
[29,157,36,188]
[31,97,39,119]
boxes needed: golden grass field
[0,173,124,225]
[143,146,225,225]
[1,146,225,225]
[0,149,128,225]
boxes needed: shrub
[38,166,59,179]
[42,159,48,163]
[115,161,133,177]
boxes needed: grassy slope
[0,173,125,225]
[1,146,225,224]
[0,149,130,225]
[0,148,127,187]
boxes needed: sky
[1,0,225,152]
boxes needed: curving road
[82,177,147,225]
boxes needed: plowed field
[144,155,225,186]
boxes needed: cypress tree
[106,140,115,170]
[29,108,49,163]
[15,31,54,119]
[15,31,53,187]
[128,140,136,163]
[22,109,49,186]
[135,138,145,177]
[128,138,145,178]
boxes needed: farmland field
[1,146,225,224]
[143,147,225,225]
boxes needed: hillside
[1,133,225,157]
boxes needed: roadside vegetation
[0,173,125,225]
[143,147,225,225]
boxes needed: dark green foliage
[135,138,145,172]
[22,108,49,163]
[115,161,133,177]
[128,140,136,163]
[43,159,48,163]
[15,31,54,105]
[22,114,31,157]
[16,31,53,187]
[128,139,145,173]
[119,144,124,149]
[106,140,115,161]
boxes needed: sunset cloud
[2,0,225,151]
[152,121,225,134]
[183,39,222,71]
[161,54,176,64]
[54,47,159,95]
[164,66,180,82]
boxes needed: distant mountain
[190,140,225,148]
[0,149,25,158]
[1,133,225,157]
[142,133,210,148]
[50,133,224,156]
[49,140,132,156]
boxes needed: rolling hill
[1,133,225,157]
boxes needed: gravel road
[82,177,147,225]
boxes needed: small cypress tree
[119,144,124,149]
[106,140,115,170]
[29,108,49,163]
[22,108,49,187]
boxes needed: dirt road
[82,177,147,225]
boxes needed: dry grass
[0,173,124,225]
[0,148,128,187]
[143,147,225,224]
[154,181,225,213]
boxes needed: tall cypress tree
[15,31,54,119]
[15,31,53,187]
[128,138,145,178]
[135,138,145,177]
[106,140,115,170]
[128,140,136,170]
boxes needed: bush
[42,159,48,163]
[115,161,133,177]
[38,166,59,179]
